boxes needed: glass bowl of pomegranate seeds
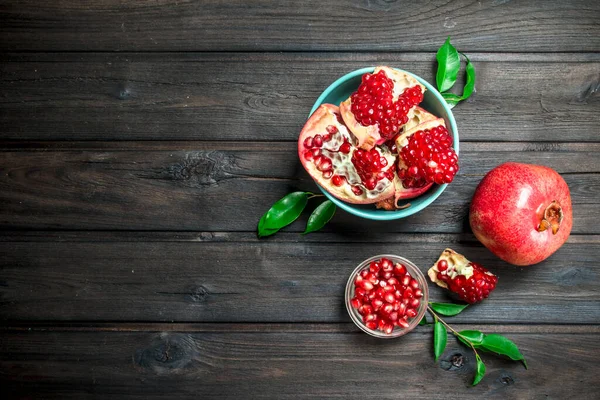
[345,255,429,338]
[302,66,458,221]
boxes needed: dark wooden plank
[0,142,597,232]
[1,233,598,323]
[1,0,599,52]
[2,325,599,399]
[1,53,599,141]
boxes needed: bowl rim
[309,66,459,221]
[345,254,429,339]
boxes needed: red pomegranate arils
[351,257,423,335]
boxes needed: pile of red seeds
[350,257,423,334]
[398,125,459,188]
[350,70,424,141]
[351,148,394,190]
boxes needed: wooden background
[1,1,599,398]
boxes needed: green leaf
[440,53,476,109]
[257,212,280,238]
[303,200,336,234]
[260,192,309,234]
[472,354,486,386]
[479,334,528,369]
[419,316,428,325]
[436,36,461,92]
[433,320,447,361]
[429,302,469,316]
[461,53,476,100]
[458,330,485,346]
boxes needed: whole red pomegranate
[469,162,572,266]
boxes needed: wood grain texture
[1,0,599,52]
[1,53,599,141]
[1,234,598,323]
[0,142,597,232]
[2,325,599,399]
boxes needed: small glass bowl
[345,254,429,339]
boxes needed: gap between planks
[0,231,597,244]
[1,322,598,334]
[1,141,600,151]
[2,52,600,63]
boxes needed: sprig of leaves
[257,192,336,237]
[436,37,476,108]
[426,302,527,386]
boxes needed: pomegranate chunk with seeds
[340,66,426,151]
[350,257,424,335]
[428,248,498,304]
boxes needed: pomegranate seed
[351,186,363,196]
[303,136,314,149]
[359,304,373,315]
[383,284,394,292]
[381,258,393,271]
[394,264,407,276]
[369,261,381,273]
[394,290,402,299]
[387,277,399,287]
[401,275,411,286]
[410,278,420,290]
[363,313,377,323]
[403,287,414,299]
[317,157,332,172]
[355,287,366,298]
[365,321,378,330]
[350,297,361,309]
[406,308,417,318]
[397,302,407,317]
[410,298,420,308]
[371,299,384,311]
[322,133,331,142]
[384,292,395,303]
[326,125,338,134]
[382,271,393,280]
[397,318,410,328]
[303,150,314,161]
[313,134,323,148]
[339,141,352,154]
[359,280,374,291]
[383,324,394,334]
[413,289,423,298]
[437,260,448,271]
[331,175,346,187]
[322,170,333,179]
[388,312,399,321]
[360,270,369,278]
[382,304,393,314]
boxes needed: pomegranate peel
[428,248,497,304]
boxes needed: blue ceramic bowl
[309,67,459,221]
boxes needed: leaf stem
[307,194,324,200]
[427,306,480,358]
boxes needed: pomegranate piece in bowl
[345,255,429,338]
